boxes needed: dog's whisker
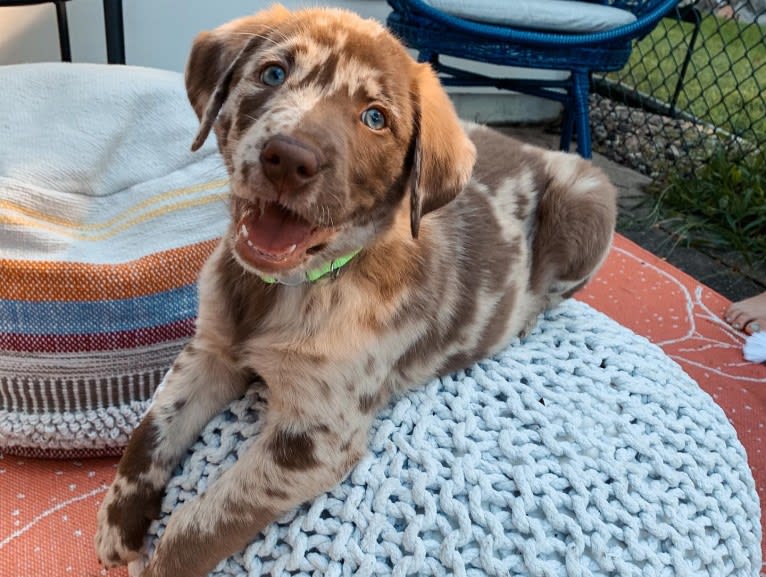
[228,31,284,46]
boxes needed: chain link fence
[590,0,766,177]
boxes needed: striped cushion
[0,63,229,457]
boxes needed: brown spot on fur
[237,91,272,135]
[108,552,122,565]
[265,486,289,499]
[117,414,158,481]
[297,51,340,90]
[365,355,376,376]
[247,370,265,387]
[313,423,331,435]
[150,504,277,577]
[171,357,184,374]
[304,351,328,365]
[329,286,343,310]
[106,481,163,552]
[227,45,259,93]
[440,352,474,376]
[361,308,383,332]
[440,193,515,344]
[358,390,383,414]
[317,379,332,399]
[269,428,318,470]
[240,160,254,184]
[460,192,519,288]
[218,114,232,135]
[214,249,275,343]
[303,20,400,76]
[515,192,531,221]
[215,114,233,151]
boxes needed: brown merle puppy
[94,5,617,576]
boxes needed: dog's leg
[530,155,617,306]
[138,406,372,577]
[95,343,250,567]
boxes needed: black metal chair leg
[53,0,71,62]
[669,4,701,117]
[103,0,125,64]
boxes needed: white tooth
[247,240,255,248]
[240,223,249,238]
[286,244,297,254]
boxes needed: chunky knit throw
[142,300,761,577]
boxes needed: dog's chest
[240,281,378,378]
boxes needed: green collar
[258,249,361,285]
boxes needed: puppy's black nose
[260,136,319,192]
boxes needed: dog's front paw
[95,477,162,567]
[127,557,148,577]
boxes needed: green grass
[610,14,766,262]
[647,148,766,264]
[614,14,766,143]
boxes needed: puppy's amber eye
[261,64,287,86]
[361,107,386,130]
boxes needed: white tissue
[743,331,766,363]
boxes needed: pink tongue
[240,203,314,254]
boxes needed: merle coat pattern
[95,6,617,576]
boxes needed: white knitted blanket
[142,300,762,576]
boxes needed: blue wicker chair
[386,0,680,158]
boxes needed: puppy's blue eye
[261,65,286,86]
[361,107,386,130]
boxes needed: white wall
[0,0,560,122]
[0,1,392,68]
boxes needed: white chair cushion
[425,0,638,33]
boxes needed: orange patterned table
[1,234,763,577]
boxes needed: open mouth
[234,199,334,273]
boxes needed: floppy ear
[409,63,476,238]
[185,4,291,151]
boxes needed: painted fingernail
[733,322,741,329]
[748,322,761,334]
